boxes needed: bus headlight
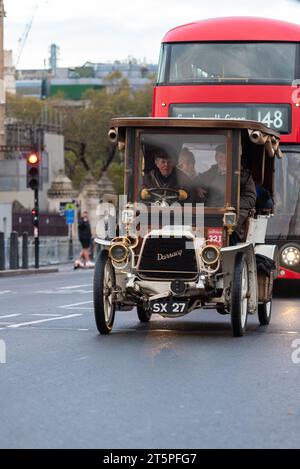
[201,245,220,265]
[281,246,300,266]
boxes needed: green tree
[6,93,44,123]
[6,74,154,193]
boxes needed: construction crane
[15,3,39,68]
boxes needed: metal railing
[0,235,82,269]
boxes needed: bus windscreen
[158,42,297,85]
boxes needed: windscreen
[158,42,297,84]
[139,132,228,208]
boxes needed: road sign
[65,209,75,225]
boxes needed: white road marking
[0,322,15,325]
[35,290,93,295]
[0,313,22,319]
[6,314,82,328]
[36,289,92,294]
[59,284,91,289]
[30,313,62,317]
[0,290,12,295]
[35,290,56,294]
[60,300,93,310]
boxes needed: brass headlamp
[223,206,237,235]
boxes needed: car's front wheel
[230,253,249,337]
[137,305,152,323]
[93,250,116,334]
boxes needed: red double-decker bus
[153,16,300,280]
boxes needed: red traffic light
[31,208,39,227]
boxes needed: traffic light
[26,152,40,190]
[31,208,39,227]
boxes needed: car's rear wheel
[93,250,116,334]
[216,304,228,315]
[258,300,272,325]
[231,253,249,337]
[137,305,152,322]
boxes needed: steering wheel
[145,187,187,205]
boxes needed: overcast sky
[3,0,300,69]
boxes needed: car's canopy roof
[110,117,280,139]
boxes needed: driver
[142,149,192,194]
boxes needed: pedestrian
[74,211,94,269]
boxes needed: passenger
[196,144,257,242]
[230,169,257,244]
[177,147,198,180]
[256,184,274,211]
[196,144,227,206]
[142,149,192,194]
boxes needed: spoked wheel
[93,250,116,334]
[258,300,272,325]
[216,304,228,315]
[231,253,249,337]
[137,305,152,323]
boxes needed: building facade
[16,60,158,100]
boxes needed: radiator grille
[138,236,198,280]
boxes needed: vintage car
[93,118,281,336]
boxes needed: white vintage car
[94,118,281,336]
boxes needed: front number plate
[150,299,188,314]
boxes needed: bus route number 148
[257,110,283,130]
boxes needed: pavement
[0,267,59,277]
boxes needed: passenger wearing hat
[143,148,193,195]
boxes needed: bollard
[9,231,19,270]
[0,232,5,271]
[68,238,73,261]
[22,232,29,269]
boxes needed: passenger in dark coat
[196,145,256,241]
[236,168,257,240]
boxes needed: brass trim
[109,243,129,263]
[200,245,220,265]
